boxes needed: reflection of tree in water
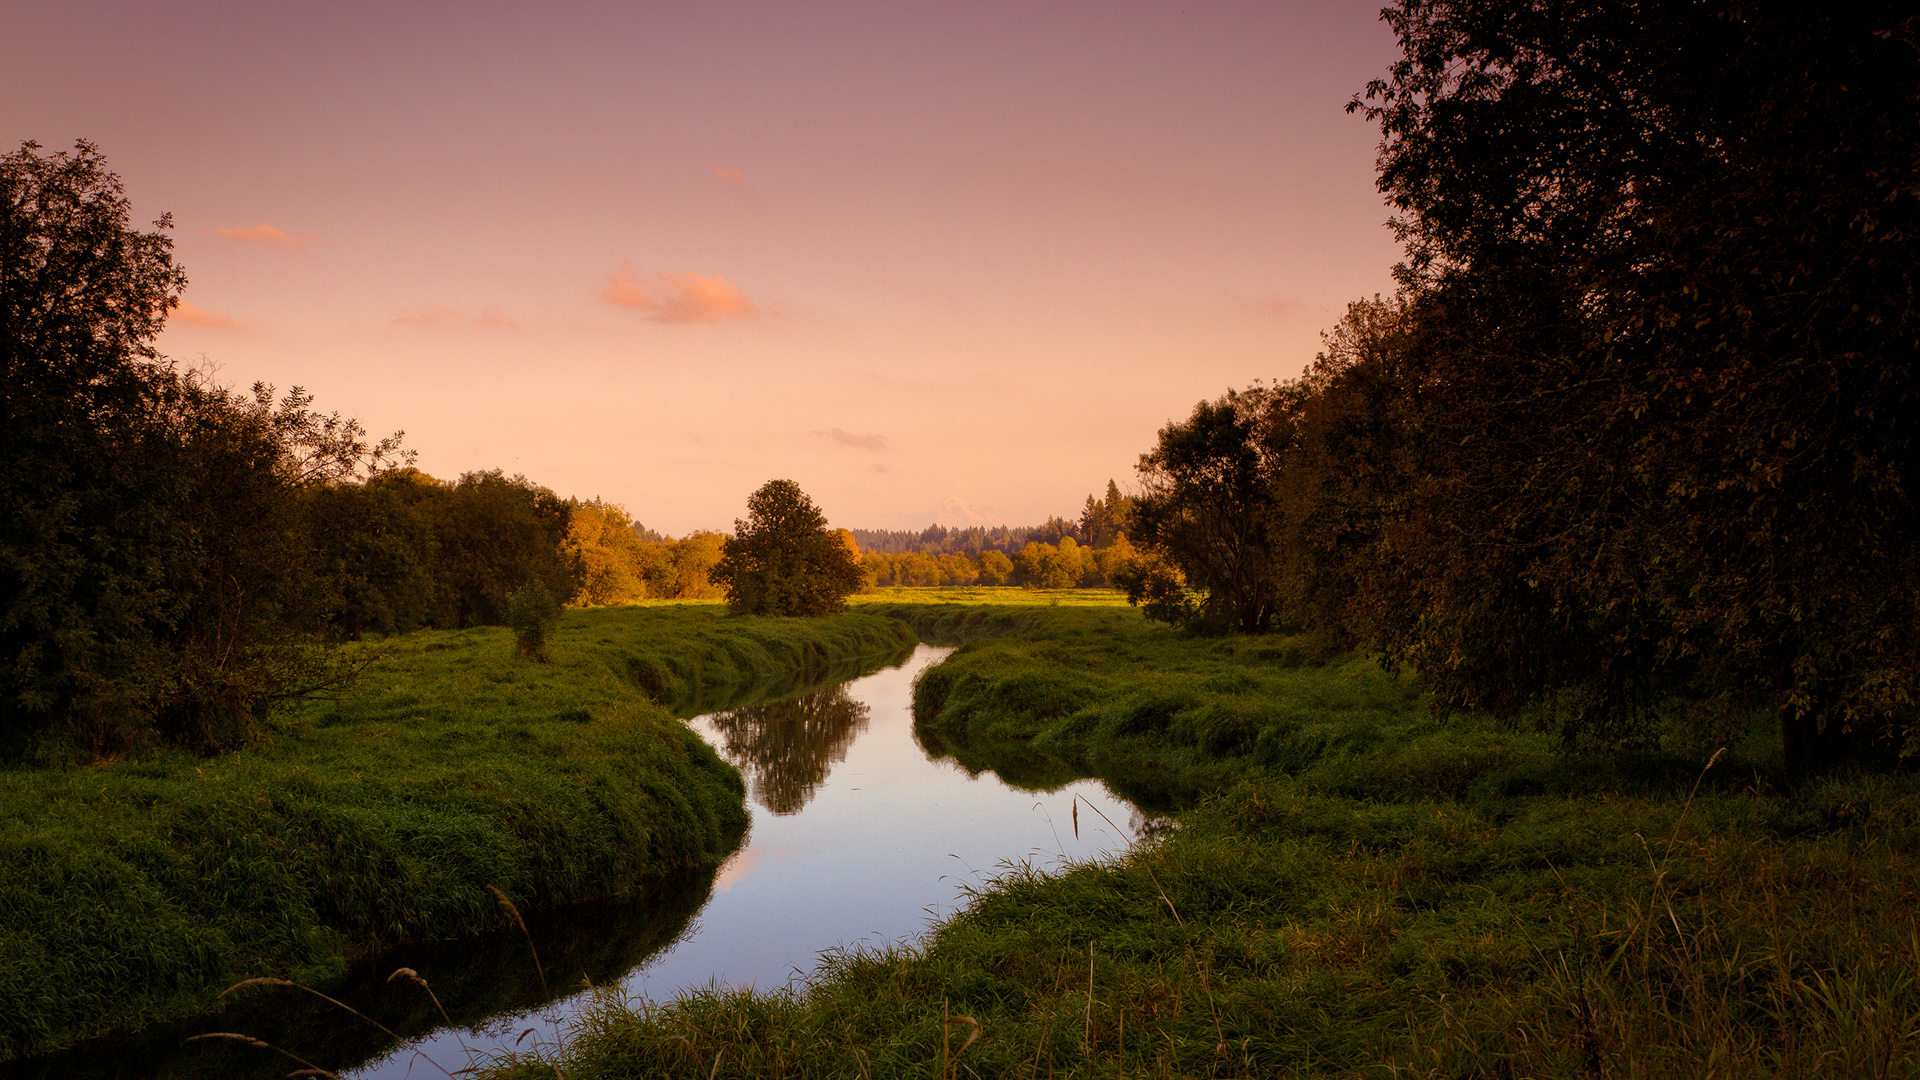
[707,685,871,815]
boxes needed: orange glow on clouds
[708,163,746,185]
[604,266,757,323]
[173,301,239,329]
[212,223,317,248]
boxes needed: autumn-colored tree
[565,499,648,606]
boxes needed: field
[0,605,914,1062]
[481,603,1920,1079]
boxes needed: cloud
[604,266,758,324]
[709,163,747,185]
[712,843,793,893]
[213,224,319,249]
[393,305,517,328]
[172,301,239,329]
[1250,294,1295,316]
[815,427,889,451]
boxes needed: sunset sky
[6,1,1403,534]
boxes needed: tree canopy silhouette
[1343,0,1920,763]
[713,480,864,616]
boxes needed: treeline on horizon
[1113,0,1918,771]
[847,483,1132,557]
[569,483,1140,598]
[0,135,1124,763]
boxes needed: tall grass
[475,604,1920,1079]
[0,604,915,1063]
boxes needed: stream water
[8,644,1147,1079]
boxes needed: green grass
[0,604,916,1062]
[479,604,1920,1079]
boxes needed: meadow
[480,602,1920,1079]
[0,604,914,1062]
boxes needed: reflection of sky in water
[352,644,1139,1078]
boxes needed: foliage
[507,580,562,660]
[564,500,651,606]
[860,539,1132,591]
[0,604,914,1062]
[561,501,726,607]
[855,585,1132,611]
[2,139,184,756]
[1341,0,1920,765]
[975,548,1013,586]
[713,480,864,616]
[1128,389,1284,633]
[1109,542,1199,629]
[0,142,394,757]
[431,470,578,627]
[1078,478,1135,548]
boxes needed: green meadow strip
[478,604,1920,1079]
[0,605,915,1061]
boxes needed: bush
[506,580,561,660]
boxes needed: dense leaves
[713,481,864,617]
[1,141,587,759]
[1122,2,1919,766]
[1124,390,1285,634]
[1353,0,1920,762]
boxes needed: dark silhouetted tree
[1353,0,1920,763]
[1128,390,1283,633]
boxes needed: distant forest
[849,482,1133,557]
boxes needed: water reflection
[707,684,871,814]
[914,714,1202,814]
[0,870,721,1080]
[11,644,1153,1080]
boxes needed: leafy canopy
[713,480,864,617]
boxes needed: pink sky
[5,1,1402,534]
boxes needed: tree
[1353,0,1920,762]
[2,141,190,754]
[1079,480,1135,548]
[432,470,578,626]
[565,498,649,606]
[712,480,864,616]
[1129,389,1284,633]
[975,550,1014,586]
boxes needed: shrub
[506,580,561,660]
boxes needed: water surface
[0,645,1142,1079]
[350,644,1141,1077]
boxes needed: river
[348,643,1142,1077]
[4,644,1146,1079]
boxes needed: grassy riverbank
[0,605,915,1062]
[483,604,1920,1079]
